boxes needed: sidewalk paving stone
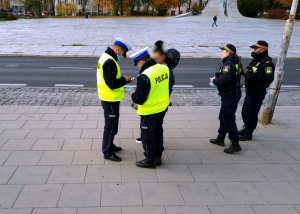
[5,151,43,166]
[1,139,35,151]
[9,166,52,184]
[156,164,194,182]
[121,165,158,183]
[208,205,255,214]
[0,166,17,184]
[32,208,76,214]
[85,165,121,183]
[58,184,101,207]
[47,165,86,184]
[31,139,64,151]
[38,151,74,165]
[77,207,121,214]
[252,205,300,214]
[0,209,32,214]
[14,184,62,208]
[0,121,25,130]
[123,206,166,214]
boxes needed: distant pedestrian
[212,15,218,27]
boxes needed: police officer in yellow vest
[97,38,133,162]
[130,47,170,168]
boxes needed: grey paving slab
[252,205,300,214]
[166,150,202,164]
[189,164,230,182]
[255,164,300,182]
[141,183,185,206]
[38,151,74,165]
[32,208,76,214]
[5,151,43,166]
[62,139,92,150]
[123,206,166,214]
[0,185,23,208]
[101,183,142,206]
[105,150,137,165]
[36,107,60,114]
[287,150,300,162]
[0,151,12,165]
[47,165,86,184]
[64,114,87,121]
[0,209,32,214]
[232,151,266,164]
[166,206,210,214]
[26,130,56,139]
[217,182,267,205]
[14,184,62,208]
[72,151,104,165]
[254,182,300,204]
[119,138,143,150]
[18,114,43,121]
[31,139,64,151]
[256,150,298,163]
[174,138,211,150]
[223,164,266,182]
[0,121,25,129]
[57,107,80,114]
[0,114,21,121]
[73,121,97,129]
[156,164,194,182]
[121,165,157,182]
[47,121,74,129]
[179,183,225,206]
[0,166,16,184]
[22,121,49,130]
[0,130,30,139]
[81,129,102,139]
[15,107,39,114]
[1,139,35,151]
[208,205,255,214]
[58,184,101,207]
[197,150,237,164]
[77,207,121,214]
[79,107,101,114]
[54,129,82,139]
[0,107,17,114]
[85,165,121,183]
[41,114,66,121]
[9,166,52,184]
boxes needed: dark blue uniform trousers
[241,94,265,134]
[101,101,120,156]
[218,90,241,141]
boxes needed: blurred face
[113,45,125,58]
[253,47,267,54]
[152,51,166,64]
[220,49,230,60]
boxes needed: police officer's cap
[220,44,236,55]
[114,38,132,58]
[130,47,150,66]
[250,40,268,49]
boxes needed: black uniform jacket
[244,51,275,96]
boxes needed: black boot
[239,132,253,141]
[224,141,242,154]
[238,125,247,135]
[136,159,156,169]
[210,134,225,147]
[155,157,162,166]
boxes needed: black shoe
[104,153,122,162]
[239,133,252,141]
[112,144,122,152]
[238,125,247,135]
[155,157,162,166]
[224,142,242,154]
[210,134,225,147]
[136,138,142,144]
[136,159,156,169]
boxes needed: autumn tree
[153,0,177,15]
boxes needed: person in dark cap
[130,47,171,168]
[134,41,180,144]
[210,44,243,154]
[239,40,275,141]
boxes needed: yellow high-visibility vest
[97,53,124,101]
[138,64,170,116]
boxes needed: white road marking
[49,67,94,70]
[281,85,300,88]
[54,84,84,87]
[0,83,27,87]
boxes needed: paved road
[0,57,299,88]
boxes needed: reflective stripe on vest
[137,64,170,116]
[97,53,124,101]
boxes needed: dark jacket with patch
[102,47,127,90]
[213,55,240,95]
[244,51,275,96]
[131,59,172,105]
